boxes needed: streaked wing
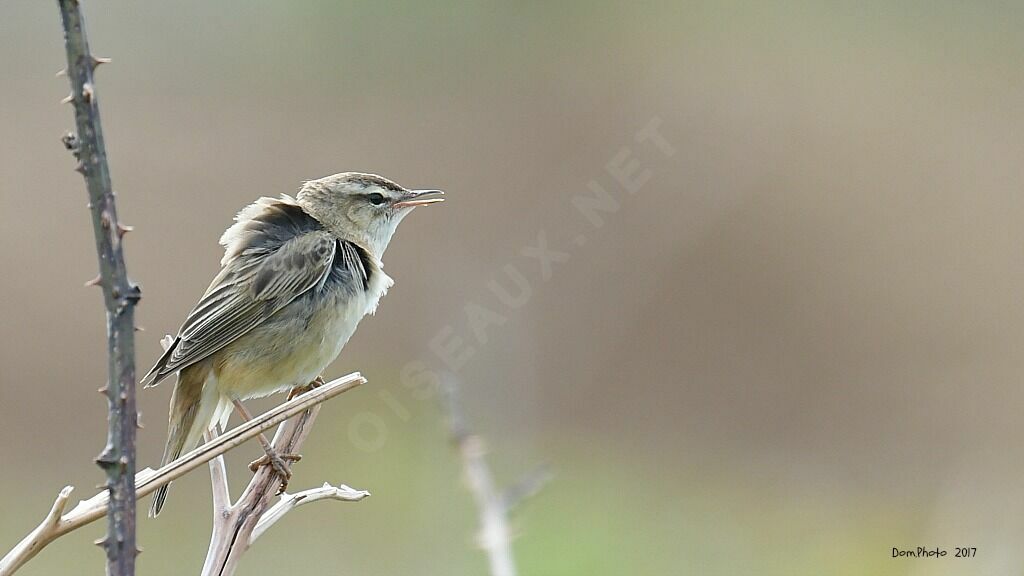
[144,230,336,384]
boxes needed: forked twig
[250,482,370,544]
[0,373,365,576]
[442,377,551,576]
[200,383,370,576]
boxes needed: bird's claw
[287,375,327,400]
[248,452,302,494]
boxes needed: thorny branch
[56,1,140,574]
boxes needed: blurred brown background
[2,1,1024,575]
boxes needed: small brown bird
[143,172,443,516]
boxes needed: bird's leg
[230,397,301,494]
[286,374,327,401]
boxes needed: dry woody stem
[56,1,140,574]
[200,379,369,576]
[0,373,366,576]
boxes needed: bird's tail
[150,366,212,517]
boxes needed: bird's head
[297,172,444,257]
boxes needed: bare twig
[458,434,516,576]
[0,373,365,576]
[201,384,369,576]
[442,378,550,576]
[56,1,139,573]
[204,429,231,515]
[250,483,370,544]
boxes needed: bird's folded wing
[142,230,337,386]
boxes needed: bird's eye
[367,193,386,205]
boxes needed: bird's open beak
[393,189,445,209]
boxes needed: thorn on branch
[95,451,118,470]
[84,274,103,287]
[60,93,74,105]
[116,223,134,237]
[55,68,67,77]
[125,283,142,303]
[90,56,111,69]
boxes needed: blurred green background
[2,1,1024,575]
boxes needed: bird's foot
[248,451,303,494]
[287,375,327,400]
